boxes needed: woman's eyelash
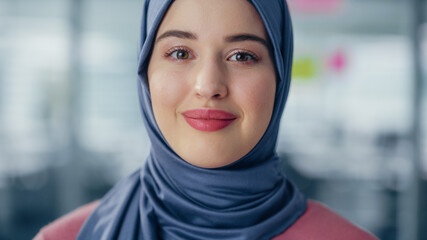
[163,47,259,63]
[164,47,192,59]
[228,51,259,63]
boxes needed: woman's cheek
[150,70,188,114]
[233,72,276,115]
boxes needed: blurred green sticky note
[292,57,316,80]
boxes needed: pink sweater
[34,200,378,240]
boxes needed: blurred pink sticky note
[328,50,347,73]
[290,0,342,12]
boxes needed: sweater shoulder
[33,201,99,240]
[34,199,378,240]
[273,200,378,240]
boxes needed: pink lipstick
[182,109,237,132]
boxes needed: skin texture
[147,0,276,168]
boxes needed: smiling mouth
[182,109,237,132]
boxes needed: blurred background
[0,0,426,239]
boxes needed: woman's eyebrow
[156,30,197,43]
[225,34,270,49]
[155,30,270,50]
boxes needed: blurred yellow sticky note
[292,57,316,80]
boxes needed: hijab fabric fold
[77,0,307,239]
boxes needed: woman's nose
[194,58,228,99]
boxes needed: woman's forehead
[156,0,268,40]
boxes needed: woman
[35,0,378,239]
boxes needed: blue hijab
[77,0,306,239]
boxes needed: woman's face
[147,0,276,168]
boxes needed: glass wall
[0,0,425,239]
[278,1,422,239]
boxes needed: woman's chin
[170,132,257,168]
[179,151,241,168]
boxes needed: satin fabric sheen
[77,0,307,239]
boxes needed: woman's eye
[228,52,258,62]
[168,49,192,60]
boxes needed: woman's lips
[182,109,237,132]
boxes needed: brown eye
[235,52,249,61]
[171,49,190,59]
[228,51,258,62]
